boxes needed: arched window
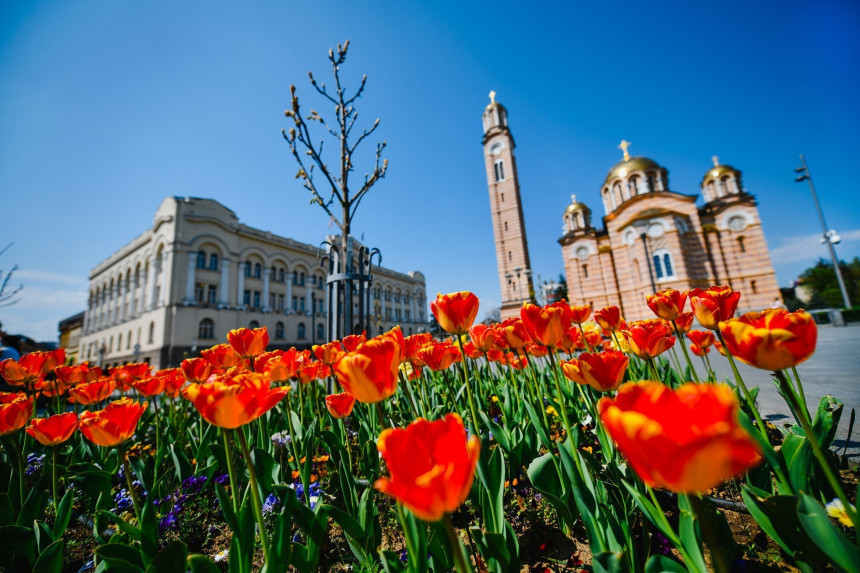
[652,249,676,280]
[209,253,219,271]
[297,323,306,339]
[316,324,324,340]
[199,318,215,339]
[117,333,122,350]
[196,251,206,269]
[254,263,262,279]
[299,272,306,286]
[148,321,155,344]
[737,237,746,253]
[127,330,132,349]
[249,320,260,329]
[275,321,285,339]
[278,268,285,283]
[494,159,505,182]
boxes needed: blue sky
[1,1,859,341]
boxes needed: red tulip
[686,330,715,349]
[325,392,356,419]
[646,289,687,321]
[569,304,592,324]
[341,332,367,353]
[562,350,629,392]
[228,327,269,358]
[334,337,401,403]
[264,348,306,383]
[521,302,573,347]
[719,309,817,371]
[182,372,288,429]
[26,412,78,446]
[313,341,346,366]
[181,357,215,383]
[622,320,676,360]
[416,340,461,372]
[468,324,500,353]
[431,292,480,335]
[0,392,33,436]
[594,306,624,332]
[201,344,243,370]
[689,286,741,330]
[79,398,148,447]
[69,378,116,405]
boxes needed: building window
[501,193,504,202]
[582,264,588,278]
[196,251,206,269]
[253,291,261,308]
[244,263,251,278]
[504,221,508,232]
[652,249,676,280]
[277,294,285,310]
[249,320,260,329]
[275,321,285,339]
[199,318,215,339]
[508,251,512,261]
[299,297,305,312]
[195,283,205,302]
[277,268,284,282]
[297,323,306,339]
[209,253,219,271]
[207,285,217,304]
[405,310,411,322]
[494,159,505,182]
[117,333,122,350]
[243,290,251,307]
[299,272,305,286]
[751,280,758,294]
[269,294,276,309]
[148,322,155,344]
[316,324,324,340]
[127,330,132,349]
[254,263,261,279]
[292,296,298,311]
[737,237,746,253]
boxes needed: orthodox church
[481,93,781,321]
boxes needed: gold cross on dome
[712,155,720,167]
[489,90,496,104]
[571,194,577,203]
[618,139,631,161]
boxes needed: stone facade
[481,93,535,320]
[58,311,84,364]
[78,197,428,369]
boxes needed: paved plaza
[704,323,860,461]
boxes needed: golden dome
[703,163,739,182]
[565,194,590,213]
[604,156,661,183]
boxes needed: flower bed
[0,286,855,572]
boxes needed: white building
[79,197,428,369]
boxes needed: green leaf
[0,524,37,567]
[16,474,49,526]
[812,394,843,450]
[95,542,146,573]
[187,554,221,573]
[140,501,160,564]
[644,554,686,573]
[797,494,860,572]
[593,551,627,573]
[69,470,115,502]
[169,444,193,483]
[52,488,74,541]
[676,494,707,573]
[145,541,188,573]
[470,527,516,573]
[32,539,63,573]
[250,447,279,493]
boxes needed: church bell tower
[482,92,535,319]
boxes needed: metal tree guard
[319,236,382,341]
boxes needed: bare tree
[281,40,388,268]
[0,242,23,308]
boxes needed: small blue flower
[399,549,408,563]
[262,493,280,515]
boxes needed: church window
[751,280,758,294]
[508,251,512,261]
[582,264,588,278]
[504,221,508,232]
[501,193,505,202]
[737,237,746,253]
[494,159,505,182]
[199,318,215,339]
[652,249,676,280]
[275,321,285,339]
[148,322,155,344]
[196,251,206,269]
[209,253,219,271]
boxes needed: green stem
[120,444,142,523]
[52,447,59,509]
[688,494,729,573]
[672,321,700,382]
[647,486,695,568]
[236,429,272,564]
[375,401,391,431]
[547,350,574,445]
[283,396,310,507]
[577,323,594,353]
[222,429,240,513]
[14,435,25,507]
[790,366,810,421]
[647,358,662,384]
[398,371,421,421]
[455,340,481,436]
[442,513,472,573]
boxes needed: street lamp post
[795,155,852,309]
[633,219,658,294]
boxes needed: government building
[78,197,427,369]
[482,94,782,321]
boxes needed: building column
[262,267,272,312]
[285,272,294,314]
[147,256,158,310]
[236,261,245,309]
[410,292,416,323]
[121,278,130,321]
[183,252,197,305]
[305,284,312,316]
[218,258,231,308]
[108,285,116,325]
[159,250,173,307]
[131,273,139,317]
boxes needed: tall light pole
[633,219,658,294]
[795,155,852,309]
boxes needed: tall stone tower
[482,92,535,319]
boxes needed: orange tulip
[313,341,346,366]
[714,341,727,356]
[719,309,817,371]
[379,326,406,357]
[674,312,694,333]
[334,337,401,403]
[201,344,243,370]
[521,302,573,347]
[26,412,78,446]
[594,306,624,332]
[181,357,215,383]
[341,332,367,353]
[182,372,288,429]
[403,332,433,364]
[298,361,330,384]
[556,327,585,353]
[374,413,480,521]
[0,392,33,436]
[498,318,528,349]
[156,368,186,398]
[526,343,549,358]
[689,285,741,330]
[646,289,687,321]
[79,398,148,447]
[504,352,528,370]
[227,327,269,358]
[598,381,761,492]
[133,375,167,397]
[0,353,51,387]
[686,330,715,349]
[622,320,676,360]
[69,378,116,405]
[112,363,151,392]
[690,343,710,357]
[569,304,592,324]
[469,324,500,353]
[55,364,101,387]
[416,340,461,372]
[325,392,356,419]
[462,341,483,360]
[562,350,629,392]
[431,291,480,335]
[264,348,306,382]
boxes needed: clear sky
[1,1,859,342]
